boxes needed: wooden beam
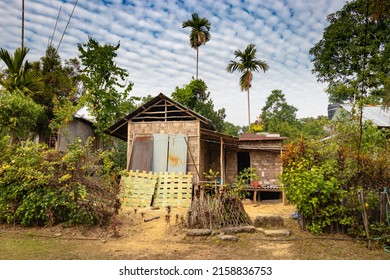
[220,136,225,185]
[132,115,196,120]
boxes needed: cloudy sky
[0,0,348,126]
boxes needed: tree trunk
[22,0,24,49]
[196,47,199,80]
[247,89,251,130]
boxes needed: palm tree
[182,13,211,80]
[0,47,43,95]
[226,44,269,129]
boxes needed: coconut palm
[182,13,211,80]
[226,44,269,129]
[0,47,43,95]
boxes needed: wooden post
[358,190,372,249]
[220,137,224,185]
[127,129,134,171]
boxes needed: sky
[0,0,349,127]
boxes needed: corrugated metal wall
[130,134,188,174]
[167,134,188,173]
[129,136,153,171]
[153,134,169,172]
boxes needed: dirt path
[1,202,389,260]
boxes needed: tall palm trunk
[196,47,199,80]
[21,0,24,49]
[247,89,251,129]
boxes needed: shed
[238,132,286,186]
[331,104,390,129]
[237,132,286,202]
[105,93,239,184]
[55,107,103,151]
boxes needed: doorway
[237,152,250,174]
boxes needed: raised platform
[242,185,284,203]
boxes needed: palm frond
[226,61,244,73]
[183,13,211,48]
[240,71,253,91]
[0,48,14,73]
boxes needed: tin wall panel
[152,134,169,172]
[129,135,153,172]
[167,134,188,173]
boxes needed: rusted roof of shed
[239,133,288,141]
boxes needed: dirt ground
[1,200,390,260]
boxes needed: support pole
[220,137,224,186]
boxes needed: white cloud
[0,0,348,126]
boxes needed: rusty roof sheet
[239,133,288,141]
[338,104,390,127]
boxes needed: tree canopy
[226,44,269,128]
[257,90,328,140]
[171,79,230,133]
[182,13,211,80]
[78,37,134,136]
[310,0,390,104]
[0,47,43,95]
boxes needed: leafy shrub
[0,136,120,226]
[281,119,390,236]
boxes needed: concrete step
[253,215,285,229]
[256,228,291,238]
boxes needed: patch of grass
[0,232,88,260]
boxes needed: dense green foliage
[310,0,390,103]
[78,37,135,136]
[255,90,328,140]
[261,89,298,138]
[0,47,44,95]
[35,45,82,137]
[0,92,44,142]
[171,79,230,133]
[0,136,120,226]
[281,115,390,237]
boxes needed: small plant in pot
[237,167,259,187]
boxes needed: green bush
[281,119,390,236]
[0,136,120,226]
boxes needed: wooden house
[38,107,103,151]
[55,107,103,151]
[105,93,287,206]
[238,133,287,202]
[105,93,238,184]
[238,132,286,185]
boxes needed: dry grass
[0,202,389,260]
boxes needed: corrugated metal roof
[74,107,95,124]
[337,104,390,127]
[239,133,288,141]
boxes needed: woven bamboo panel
[120,170,158,207]
[153,172,193,207]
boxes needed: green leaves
[171,79,227,132]
[0,47,44,96]
[281,117,390,235]
[310,0,390,103]
[0,92,44,142]
[226,44,269,92]
[182,13,211,49]
[0,136,120,226]
[78,37,134,136]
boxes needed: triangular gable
[105,93,215,140]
